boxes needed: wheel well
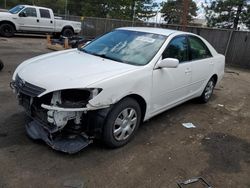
[62,26,74,33]
[211,74,218,86]
[0,21,16,31]
[125,94,147,122]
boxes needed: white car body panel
[151,59,192,116]
[13,27,225,123]
[0,5,81,34]
[14,49,140,95]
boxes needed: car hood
[0,12,12,17]
[15,49,139,95]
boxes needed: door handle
[37,19,39,22]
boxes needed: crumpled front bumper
[26,120,93,154]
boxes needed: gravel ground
[0,36,250,188]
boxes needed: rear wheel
[199,78,215,103]
[0,23,15,37]
[61,28,74,38]
[103,98,141,148]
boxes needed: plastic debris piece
[63,179,84,188]
[182,123,196,129]
[218,104,224,107]
[177,177,212,188]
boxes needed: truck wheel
[103,98,141,148]
[62,28,74,38]
[0,23,15,37]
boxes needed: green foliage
[204,0,250,29]
[0,0,156,20]
[160,0,197,24]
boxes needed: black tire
[0,23,15,37]
[0,60,3,71]
[199,77,215,103]
[103,97,141,148]
[61,28,74,38]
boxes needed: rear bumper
[26,120,92,154]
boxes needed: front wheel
[103,98,141,148]
[199,78,215,103]
[0,23,15,37]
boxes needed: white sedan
[11,27,225,153]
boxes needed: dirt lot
[0,36,250,188]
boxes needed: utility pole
[4,0,6,9]
[132,1,136,26]
[65,0,68,19]
[152,2,159,27]
[181,0,189,31]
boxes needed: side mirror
[156,58,179,69]
[19,12,26,17]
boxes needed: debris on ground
[177,177,212,188]
[225,70,240,75]
[182,123,196,129]
[47,35,93,51]
[63,179,85,188]
[218,104,224,107]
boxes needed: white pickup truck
[0,5,81,37]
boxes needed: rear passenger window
[163,36,189,63]
[188,36,212,60]
[39,9,51,18]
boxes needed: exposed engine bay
[11,75,110,153]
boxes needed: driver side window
[20,8,37,17]
[162,36,188,63]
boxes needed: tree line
[0,0,250,30]
[161,0,250,30]
[0,0,155,20]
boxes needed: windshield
[81,30,167,66]
[9,5,25,14]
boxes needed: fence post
[104,18,108,32]
[225,30,234,56]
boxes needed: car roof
[117,27,190,36]
[21,5,52,10]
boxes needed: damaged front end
[11,75,110,154]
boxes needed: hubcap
[204,80,214,100]
[113,108,137,141]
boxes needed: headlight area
[40,89,104,132]
[22,88,110,154]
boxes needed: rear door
[38,8,54,32]
[17,7,40,31]
[187,35,214,95]
[151,36,192,115]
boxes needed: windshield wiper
[80,48,125,63]
[89,52,125,63]
[95,53,125,63]
[79,48,89,53]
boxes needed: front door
[151,36,192,115]
[17,7,40,31]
